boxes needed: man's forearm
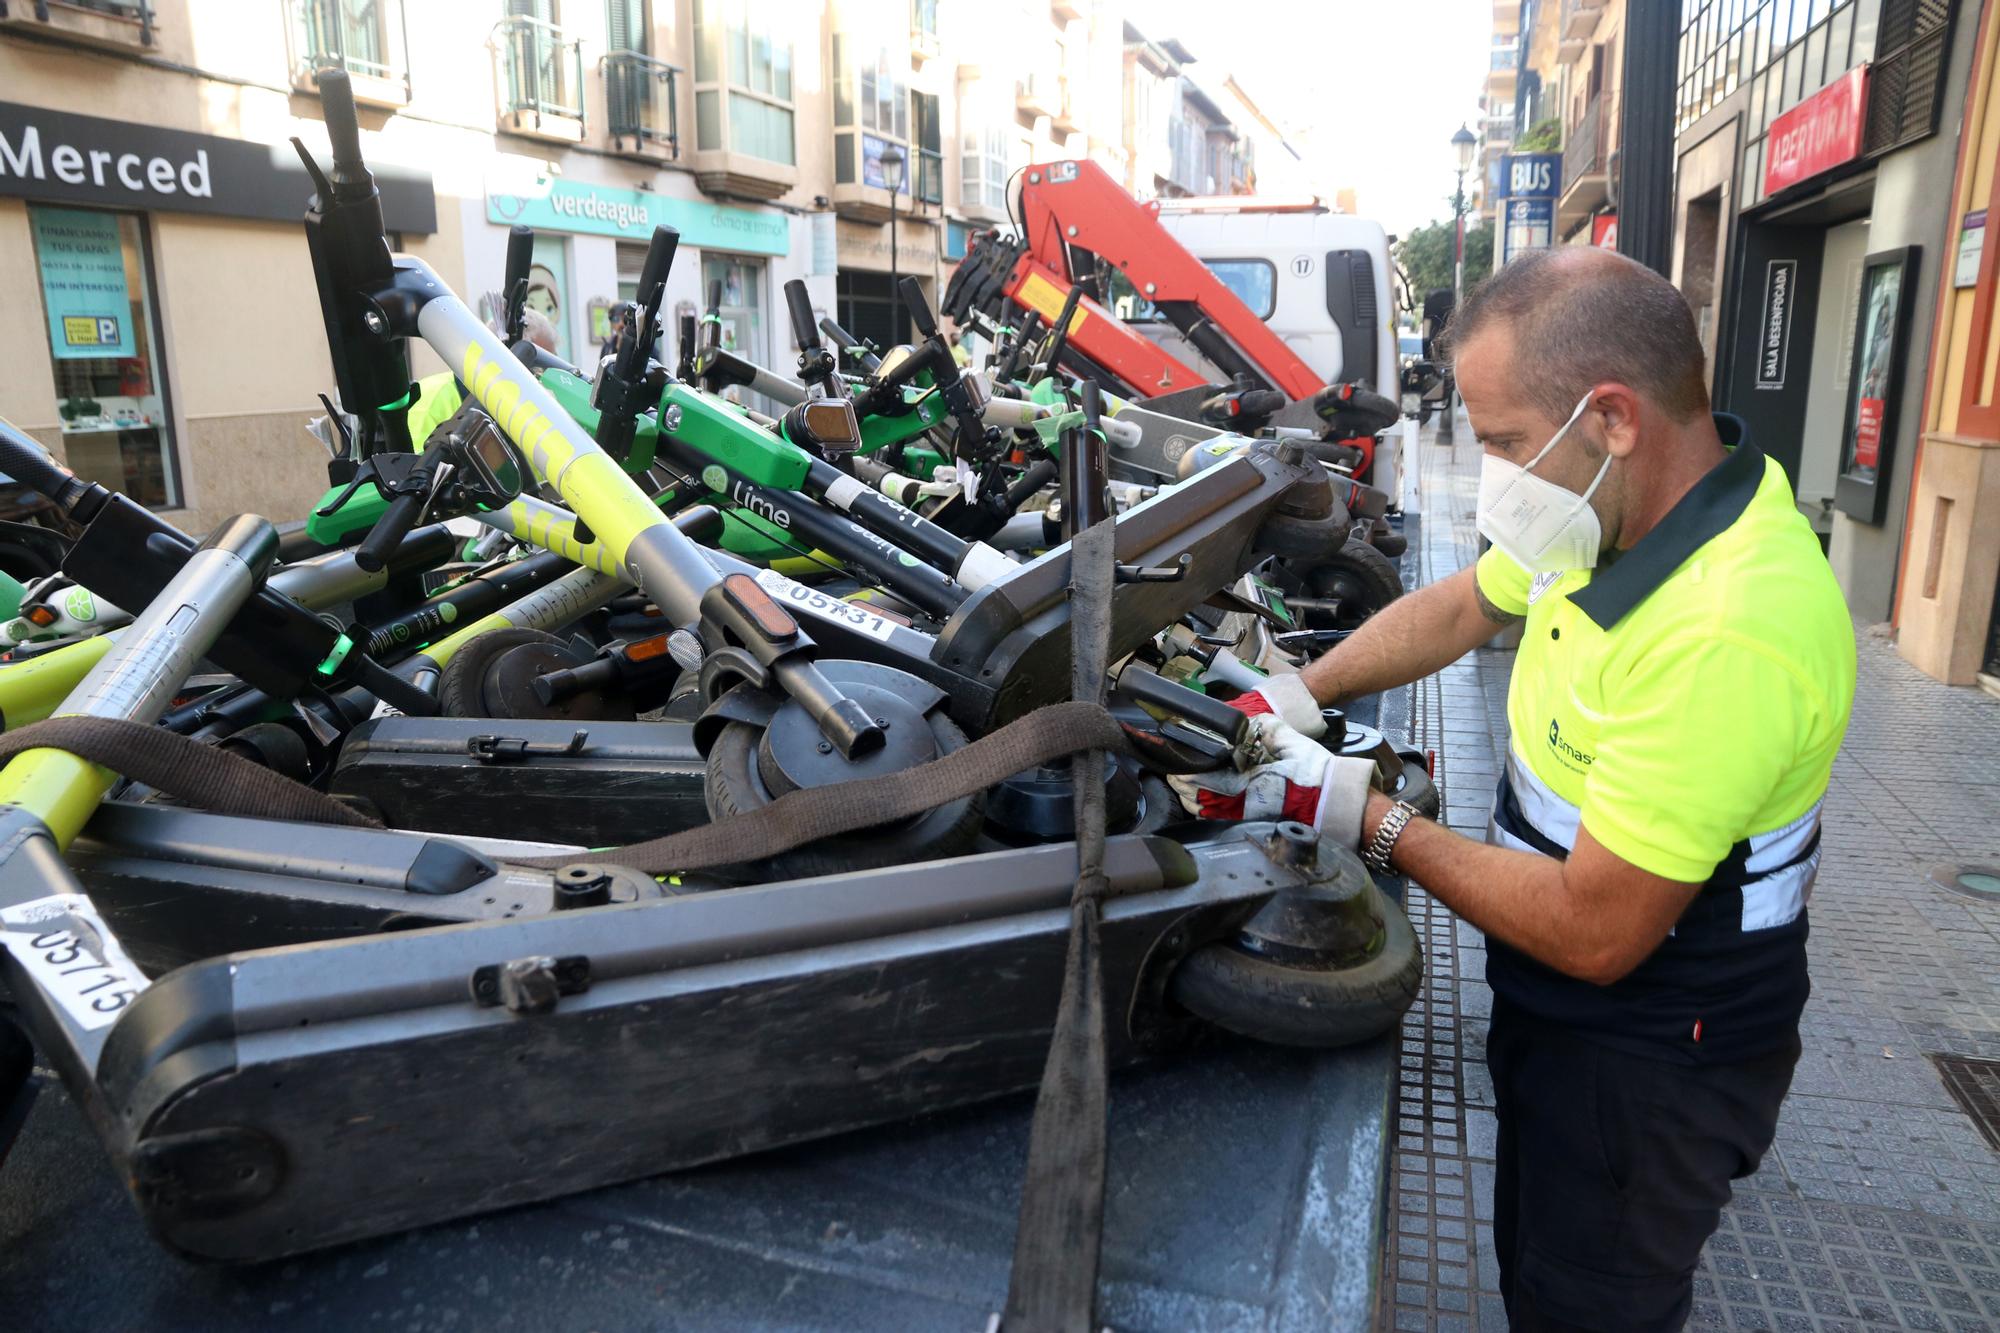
[1297,567,1508,707]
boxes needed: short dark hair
[1443,248,1711,423]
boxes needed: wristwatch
[1362,800,1421,874]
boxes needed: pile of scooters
[0,71,1428,1312]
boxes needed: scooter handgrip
[1118,667,1251,747]
[503,225,534,339]
[317,69,370,196]
[1101,415,1142,449]
[636,225,679,313]
[784,279,820,351]
[1080,379,1103,434]
[981,396,1048,429]
[354,489,425,574]
[899,276,939,338]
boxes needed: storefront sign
[1756,259,1798,390]
[486,169,788,256]
[31,207,134,360]
[0,101,435,232]
[1591,214,1618,248]
[1503,198,1553,265]
[1955,210,1985,288]
[1763,65,1869,197]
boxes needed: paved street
[1380,418,2000,1332]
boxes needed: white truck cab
[1112,201,1401,401]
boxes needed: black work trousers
[1487,999,1800,1331]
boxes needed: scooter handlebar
[354,488,425,574]
[317,68,371,199]
[635,225,678,313]
[502,225,534,343]
[899,276,940,340]
[784,279,820,351]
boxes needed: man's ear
[1592,383,1644,459]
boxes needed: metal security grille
[1932,1055,2000,1152]
[1865,0,1955,154]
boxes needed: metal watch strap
[1363,800,1420,873]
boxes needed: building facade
[1894,0,2000,687]
[1482,0,1524,223]
[6,0,1258,534]
[1664,0,1974,623]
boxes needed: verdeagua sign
[487,163,788,256]
[1763,66,1869,197]
[0,101,436,232]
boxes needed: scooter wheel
[1387,753,1440,818]
[705,711,985,879]
[1300,541,1404,632]
[1170,879,1421,1048]
[437,628,636,722]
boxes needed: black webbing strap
[1001,517,1118,1331]
[0,704,1132,877]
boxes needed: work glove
[1168,711,1377,848]
[1226,672,1328,738]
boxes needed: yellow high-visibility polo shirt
[1473,422,1855,1063]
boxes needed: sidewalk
[1379,417,2000,1332]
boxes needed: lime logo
[897,552,920,567]
[439,603,458,624]
[63,587,96,622]
[701,465,728,493]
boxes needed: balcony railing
[915,146,943,205]
[1563,91,1609,185]
[603,49,681,157]
[1490,47,1520,72]
[1,0,153,47]
[496,15,584,129]
[290,0,410,102]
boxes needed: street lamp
[1451,123,1477,301]
[1442,123,1478,445]
[879,143,906,340]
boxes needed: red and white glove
[1168,712,1377,847]
[1227,672,1329,739]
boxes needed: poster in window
[1836,247,1919,525]
[31,207,136,360]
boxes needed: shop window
[693,0,796,165]
[701,255,769,409]
[528,233,573,364]
[27,206,179,509]
[832,34,910,190]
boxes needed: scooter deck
[53,816,1299,1261]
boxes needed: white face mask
[1476,391,1612,574]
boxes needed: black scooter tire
[1170,879,1422,1048]
[706,712,986,879]
[1388,754,1439,818]
[436,628,633,721]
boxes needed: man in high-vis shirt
[1183,248,1855,1329]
